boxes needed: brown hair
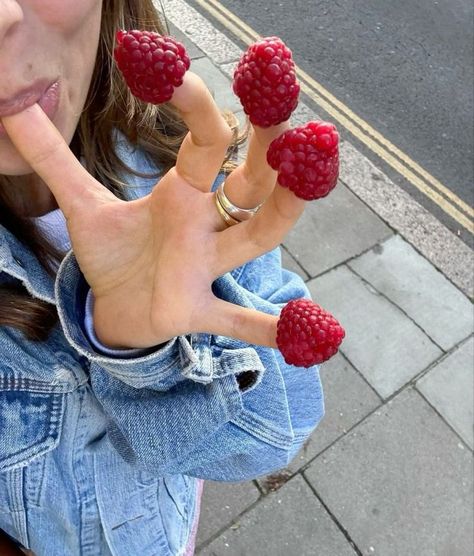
[0,0,240,341]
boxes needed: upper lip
[0,78,52,118]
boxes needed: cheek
[33,0,102,33]
[50,0,103,116]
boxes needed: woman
[0,1,325,554]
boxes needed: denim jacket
[0,133,325,555]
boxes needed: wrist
[91,292,169,350]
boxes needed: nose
[0,1,23,45]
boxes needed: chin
[0,145,35,176]
[0,111,75,177]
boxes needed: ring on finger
[214,181,263,227]
[215,193,240,226]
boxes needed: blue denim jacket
[0,134,325,555]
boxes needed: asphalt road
[188,0,474,241]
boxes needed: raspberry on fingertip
[233,36,300,127]
[276,299,345,367]
[267,121,340,200]
[114,29,190,104]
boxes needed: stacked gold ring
[215,193,240,226]
[214,182,263,227]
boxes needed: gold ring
[214,192,240,227]
[216,182,262,221]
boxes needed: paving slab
[168,21,205,60]
[308,266,443,398]
[293,354,381,468]
[258,353,381,492]
[417,337,474,449]
[283,183,392,278]
[281,246,309,282]
[349,235,474,351]
[196,481,261,548]
[340,141,474,297]
[198,475,357,556]
[190,58,241,113]
[304,388,474,556]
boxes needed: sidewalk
[164,4,473,555]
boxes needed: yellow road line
[297,65,474,218]
[194,0,474,231]
[297,81,474,231]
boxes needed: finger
[1,104,113,217]
[223,121,289,210]
[214,183,306,276]
[172,72,233,192]
[201,297,278,347]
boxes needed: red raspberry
[276,299,345,367]
[267,121,339,200]
[233,37,300,127]
[114,30,190,104]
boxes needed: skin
[0,1,306,349]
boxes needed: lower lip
[0,80,61,139]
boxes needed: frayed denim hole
[236,371,258,392]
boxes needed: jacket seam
[231,411,294,449]
[0,375,88,394]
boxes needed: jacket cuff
[54,251,264,390]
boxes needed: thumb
[1,104,110,217]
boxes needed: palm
[62,169,219,346]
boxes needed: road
[188,0,474,243]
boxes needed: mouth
[0,80,60,138]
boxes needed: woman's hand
[1,72,305,350]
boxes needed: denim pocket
[0,388,65,471]
[0,378,67,549]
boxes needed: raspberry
[267,121,339,200]
[114,30,190,104]
[233,37,300,127]
[276,299,345,367]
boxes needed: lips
[0,78,60,118]
[0,80,60,138]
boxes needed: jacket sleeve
[55,246,325,481]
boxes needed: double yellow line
[194,0,474,233]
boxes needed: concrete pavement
[163,4,474,554]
